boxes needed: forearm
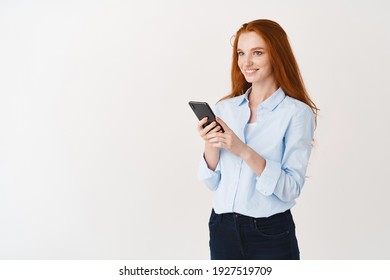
[240,145,266,176]
[204,143,220,171]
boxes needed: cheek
[238,62,246,73]
[256,58,269,67]
[259,62,273,74]
[237,58,244,68]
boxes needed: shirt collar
[237,87,286,111]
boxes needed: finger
[208,124,222,134]
[211,140,225,149]
[207,134,226,145]
[200,121,218,137]
[198,117,209,130]
[206,129,225,138]
[207,136,221,143]
[205,131,219,142]
[203,121,219,133]
[210,132,225,139]
[216,117,228,132]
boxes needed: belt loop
[251,218,257,230]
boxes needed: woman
[197,19,318,260]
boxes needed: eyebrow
[237,47,265,51]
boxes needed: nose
[243,55,253,67]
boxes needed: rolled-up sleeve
[197,153,221,191]
[255,107,315,202]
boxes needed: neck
[249,79,278,105]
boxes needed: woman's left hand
[206,117,247,157]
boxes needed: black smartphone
[188,101,224,132]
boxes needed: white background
[0,0,389,259]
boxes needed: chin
[244,77,258,83]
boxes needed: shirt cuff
[255,159,281,196]
[197,154,220,191]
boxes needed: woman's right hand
[198,117,221,170]
[198,117,222,143]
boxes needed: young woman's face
[237,31,274,84]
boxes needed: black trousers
[209,209,300,260]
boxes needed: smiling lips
[244,69,259,74]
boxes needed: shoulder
[282,96,314,119]
[281,96,315,134]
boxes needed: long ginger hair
[221,19,318,123]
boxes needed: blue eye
[254,51,262,56]
[237,51,244,56]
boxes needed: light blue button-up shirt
[198,87,315,218]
